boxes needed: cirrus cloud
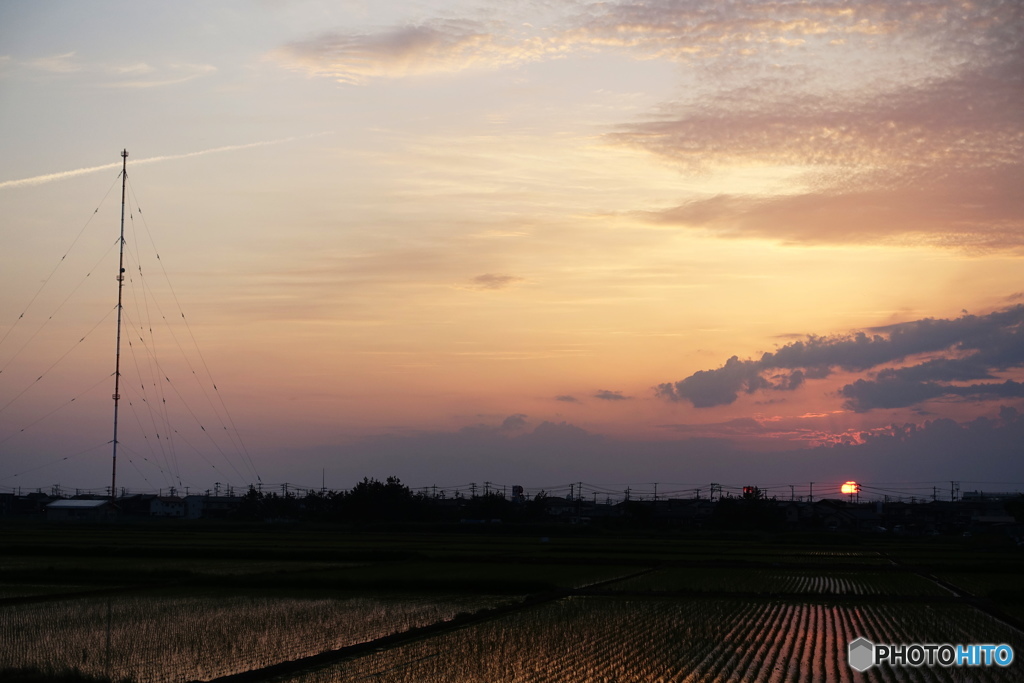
[270,20,561,84]
[605,0,1024,248]
[268,1,1023,250]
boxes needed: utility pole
[809,482,814,503]
[789,484,794,501]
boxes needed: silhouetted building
[184,494,242,519]
[151,496,185,518]
[45,499,117,522]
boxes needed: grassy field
[1,521,1022,681]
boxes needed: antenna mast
[111,149,128,501]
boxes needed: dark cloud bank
[293,407,1024,488]
[657,305,1024,412]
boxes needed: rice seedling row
[0,591,507,683]
[275,596,1024,683]
[612,567,946,597]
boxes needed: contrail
[0,134,332,191]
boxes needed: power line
[125,177,260,484]
[0,172,121,356]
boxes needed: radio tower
[110,149,128,501]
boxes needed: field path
[880,551,1024,636]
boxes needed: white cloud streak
[26,51,81,74]
[0,134,332,191]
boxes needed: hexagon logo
[848,637,875,672]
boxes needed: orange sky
[1,0,1023,497]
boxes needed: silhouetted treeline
[236,477,548,525]
[205,478,1023,539]
[236,477,788,531]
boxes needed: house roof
[47,499,112,509]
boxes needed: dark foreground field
[2,522,1022,682]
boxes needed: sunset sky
[2,0,1022,499]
